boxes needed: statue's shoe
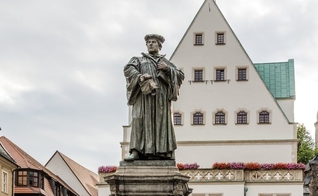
[124,153,139,161]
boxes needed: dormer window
[16,169,44,188]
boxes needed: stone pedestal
[104,160,192,196]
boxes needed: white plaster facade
[45,152,97,196]
[116,0,302,195]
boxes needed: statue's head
[145,34,165,54]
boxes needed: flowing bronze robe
[124,54,184,159]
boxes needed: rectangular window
[29,171,39,187]
[238,69,247,81]
[17,170,27,186]
[194,70,203,82]
[195,34,203,45]
[216,33,225,44]
[2,171,8,193]
[216,69,224,81]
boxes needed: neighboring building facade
[45,151,99,196]
[0,142,18,196]
[0,136,78,196]
[118,0,302,195]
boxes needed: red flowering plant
[212,162,229,169]
[177,163,184,170]
[245,162,261,170]
[177,163,200,170]
[98,166,117,173]
[212,162,245,169]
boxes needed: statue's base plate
[104,160,192,196]
[120,159,176,167]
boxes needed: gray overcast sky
[1,0,317,172]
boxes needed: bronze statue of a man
[124,34,184,161]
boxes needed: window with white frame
[2,171,8,193]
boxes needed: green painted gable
[254,59,295,99]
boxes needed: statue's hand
[140,73,152,82]
[158,61,168,71]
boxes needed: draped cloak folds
[124,54,184,159]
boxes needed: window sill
[235,123,249,125]
[213,123,227,125]
[236,79,248,82]
[257,122,271,125]
[188,80,209,84]
[215,43,226,45]
[174,124,183,126]
[194,44,204,46]
[191,124,205,126]
[211,79,230,84]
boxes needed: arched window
[193,112,204,125]
[215,111,225,124]
[259,111,270,123]
[173,113,182,125]
[237,111,247,124]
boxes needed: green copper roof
[254,59,295,99]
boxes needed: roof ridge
[0,136,79,196]
[57,151,98,196]
[0,136,35,168]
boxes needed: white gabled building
[116,0,303,195]
[170,0,297,166]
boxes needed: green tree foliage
[297,124,317,164]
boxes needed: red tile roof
[50,151,99,196]
[0,136,79,196]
